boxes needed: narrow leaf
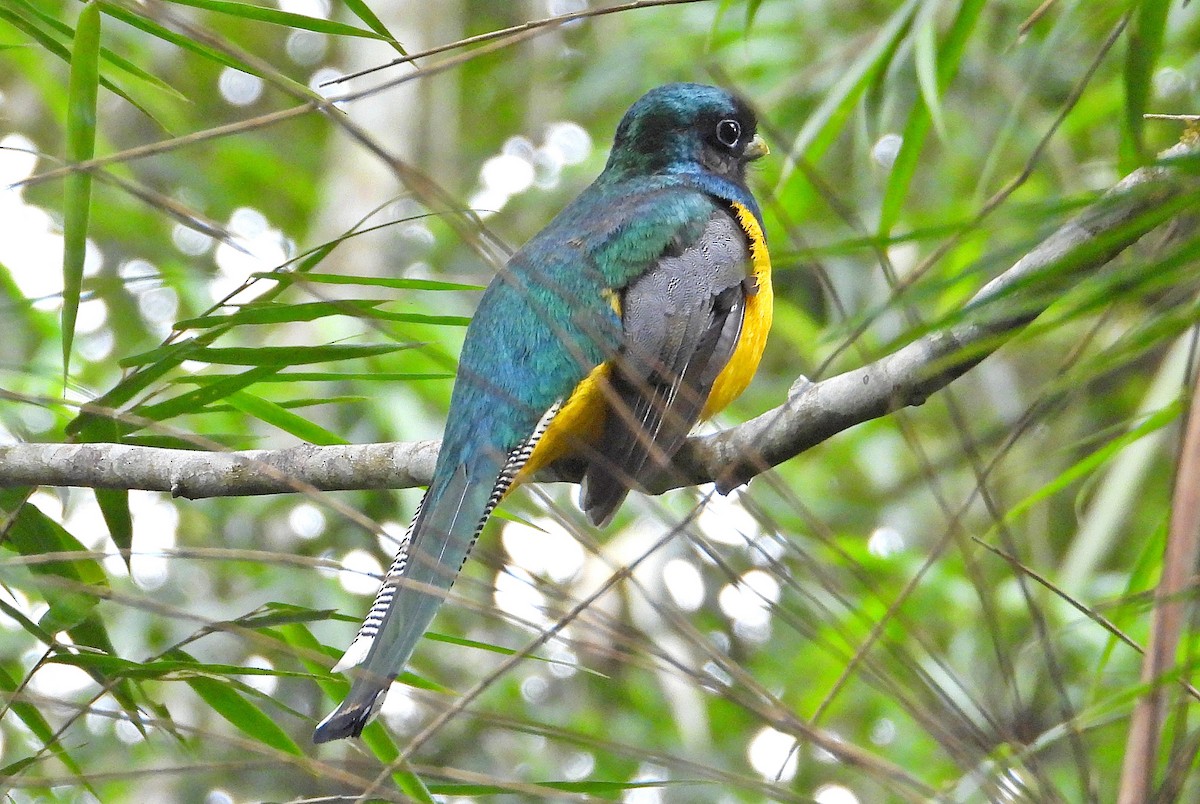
[0,664,90,779]
[47,653,314,682]
[173,300,469,329]
[61,0,102,378]
[230,602,340,630]
[1121,0,1170,168]
[0,5,160,124]
[173,371,452,384]
[170,651,302,755]
[225,390,347,445]
[0,489,107,633]
[877,0,984,236]
[98,1,265,75]
[257,271,484,292]
[774,0,921,191]
[914,0,945,138]
[119,342,414,368]
[342,0,406,55]
[132,365,280,425]
[173,300,386,329]
[94,488,132,570]
[5,0,184,100]
[165,0,392,40]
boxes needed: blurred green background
[1,0,1199,800]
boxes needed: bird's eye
[715,118,741,148]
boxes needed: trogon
[314,83,773,743]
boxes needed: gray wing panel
[580,209,750,525]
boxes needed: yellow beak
[744,133,770,161]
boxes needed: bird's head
[605,83,768,183]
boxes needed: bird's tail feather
[313,458,500,743]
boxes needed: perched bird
[313,83,772,743]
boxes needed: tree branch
[2,141,1198,500]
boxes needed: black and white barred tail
[312,402,562,743]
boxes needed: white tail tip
[330,636,372,674]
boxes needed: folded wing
[580,209,751,525]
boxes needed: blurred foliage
[1,0,1199,800]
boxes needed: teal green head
[605,83,769,182]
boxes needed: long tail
[313,457,503,743]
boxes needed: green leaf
[341,0,406,55]
[97,0,267,76]
[998,402,1181,531]
[94,488,132,571]
[0,489,107,633]
[913,0,945,139]
[131,365,280,426]
[53,613,147,739]
[4,0,184,101]
[173,371,452,384]
[257,271,484,292]
[119,342,416,368]
[225,390,347,445]
[61,0,101,378]
[229,601,341,630]
[172,300,470,330]
[774,0,920,188]
[0,4,161,123]
[877,0,984,236]
[744,0,763,29]
[165,0,392,41]
[174,299,386,329]
[1121,0,1170,169]
[47,652,315,683]
[67,334,230,438]
[0,664,84,777]
[428,780,685,795]
[199,394,366,412]
[169,650,302,755]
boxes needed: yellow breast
[701,201,773,419]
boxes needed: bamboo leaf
[0,490,107,633]
[132,365,280,425]
[0,4,162,122]
[119,342,415,368]
[914,0,945,139]
[1121,0,1170,169]
[0,664,85,778]
[94,488,132,571]
[164,0,392,41]
[61,0,102,378]
[4,0,185,100]
[97,0,266,76]
[998,403,1180,530]
[172,300,468,329]
[429,780,686,796]
[225,390,348,445]
[341,0,406,55]
[229,601,341,630]
[174,661,303,756]
[257,271,484,292]
[47,652,315,682]
[172,371,452,384]
[774,0,921,192]
[877,0,984,236]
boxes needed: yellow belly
[516,201,772,486]
[515,362,611,486]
